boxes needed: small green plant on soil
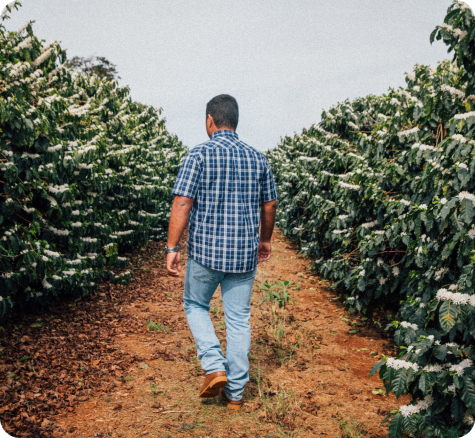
[219,321,226,330]
[211,306,219,316]
[145,320,170,332]
[261,388,301,430]
[150,383,159,401]
[123,375,132,382]
[260,280,296,310]
[192,356,201,373]
[337,413,368,438]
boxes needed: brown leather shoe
[199,371,228,398]
[220,388,243,410]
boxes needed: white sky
[5,1,453,151]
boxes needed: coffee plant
[0,3,186,318]
[267,2,475,437]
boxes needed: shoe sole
[199,376,228,398]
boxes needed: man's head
[206,94,239,137]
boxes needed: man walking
[165,94,277,410]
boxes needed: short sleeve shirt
[172,130,277,273]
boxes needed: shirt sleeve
[172,151,202,199]
[261,160,277,203]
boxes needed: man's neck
[208,127,234,137]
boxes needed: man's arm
[166,195,194,276]
[258,199,277,263]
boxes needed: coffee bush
[0,3,186,317]
[267,2,475,436]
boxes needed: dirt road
[45,231,406,437]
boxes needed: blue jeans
[183,257,257,401]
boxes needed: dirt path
[53,231,407,438]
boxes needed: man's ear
[207,114,215,128]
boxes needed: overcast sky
[5,1,455,151]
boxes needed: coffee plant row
[0,3,186,318]
[267,2,475,437]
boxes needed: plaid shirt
[172,130,277,273]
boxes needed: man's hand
[167,252,182,277]
[258,241,271,263]
[166,195,193,277]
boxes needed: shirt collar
[210,129,238,140]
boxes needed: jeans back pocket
[192,262,216,284]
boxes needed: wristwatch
[164,244,180,254]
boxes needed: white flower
[339,181,360,191]
[423,364,444,373]
[33,48,54,66]
[399,395,433,418]
[436,288,473,306]
[441,84,465,99]
[464,410,475,425]
[449,359,473,376]
[419,204,428,210]
[398,126,419,138]
[458,191,475,206]
[361,220,378,229]
[455,111,475,120]
[42,277,52,289]
[393,266,400,276]
[434,267,449,281]
[401,321,418,330]
[387,357,419,372]
[440,198,447,205]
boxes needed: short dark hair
[206,94,239,130]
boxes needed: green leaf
[391,368,408,398]
[461,374,475,410]
[439,301,459,333]
[462,198,475,224]
[369,360,386,377]
[451,397,464,423]
[388,413,404,438]
[418,373,428,395]
[348,329,360,334]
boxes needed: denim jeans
[183,257,257,401]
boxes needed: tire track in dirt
[56,230,408,438]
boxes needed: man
[165,94,277,410]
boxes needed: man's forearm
[260,200,277,242]
[167,196,194,247]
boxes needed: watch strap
[165,244,180,254]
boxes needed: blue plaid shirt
[172,130,277,273]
